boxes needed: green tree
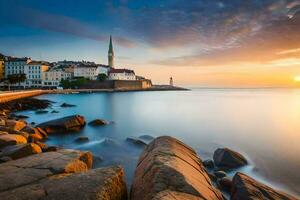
[97,73,108,82]
[6,74,27,90]
[60,77,88,89]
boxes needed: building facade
[108,68,136,80]
[74,65,109,80]
[43,70,72,87]
[0,59,4,81]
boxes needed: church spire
[108,35,114,67]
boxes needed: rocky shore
[0,97,298,200]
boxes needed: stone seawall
[0,90,48,103]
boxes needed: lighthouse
[169,77,173,86]
[108,35,114,68]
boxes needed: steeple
[108,35,114,67]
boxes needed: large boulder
[0,167,127,200]
[37,115,86,134]
[231,172,297,200]
[0,143,41,160]
[0,134,27,148]
[0,149,93,194]
[131,136,224,200]
[213,148,247,169]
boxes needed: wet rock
[203,159,215,169]
[30,122,36,125]
[0,143,42,160]
[51,110,59,113]
[0,126,23,135]
[9,114,29,119]
[5,119,27,131]
[0,149,93,194]
[214,170,227,179]
[208,173,218,182]
[74,136,89,143]
[217,177,232,193]
[44,146,59,152]
[60,102,76,107]
[0,98,52,112]
[0,134,27,148]
[35,110,48,114]
[131,136,224,200]
[213,148,247,169]
[231,172,297,200]
[37,115,86,134]
[22,126,46,141]
[0,166,127,200]
[34,141,48,152]
[88,119,108,126]
[101,138,118,147]
[138,134,155,141]
[126,137,147,148]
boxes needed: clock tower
[108,35,114,68]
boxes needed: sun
[294,76,300,82]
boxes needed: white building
[108,68,136,80]
[5,58,49,87]
[42,69,72,87]
[74,65,110,80]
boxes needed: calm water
[18,89,300,197]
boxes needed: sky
[1,0,300,87]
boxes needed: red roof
[109,68,135,74]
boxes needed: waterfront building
[108,35,114,68]
[74,64,110,80]
[108,68,136,80]
[4,57,32,78]
[42,69,72,87]
[0,59,4,81]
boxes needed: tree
[6,74,27,90]
[97,73,108,82]
[60,77,88,89]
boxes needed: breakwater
[0,90,48,103]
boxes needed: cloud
[0,2,136,48]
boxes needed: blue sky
[1,0,300,86]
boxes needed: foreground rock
[0,98,52,112]
[131,136,224,200]
[213,148,248,169]
[231,172,297,200]
[0,143,42,159]
[0,134,27,148]
[0,166,127,200]
[37,115,86,134]
[0,149,93,193]
[60,102,76,107]
[89,119,108,126]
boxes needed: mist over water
[18,89,300,197]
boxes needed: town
[0,36,160,91]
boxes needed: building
[0,54,4,80]
[74,65,110,80]
[43,69,72,87]
[108,68,136,80]
[108,35,114,68]
[4,57,49,87]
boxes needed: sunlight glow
[294,76,300,82]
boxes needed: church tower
[108,35,114,68]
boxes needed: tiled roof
[109,68,135,74]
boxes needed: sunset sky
[1,0,300,87]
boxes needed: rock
[35,110,48,114]
[74,136,89,143]
[21,126,46,141]
[138,134,155,141]
[88,119,108,126]
[217,177,232,193]
[0,143,42,160]
[203,159,215,169]
[101,138,118,147]
[0,156,12,163]
[0,166,127,200]
[44,146,59,152]
[34,141,48,152]
[126,137,147,148]
[51,110,59,113]
[131,136,224,200]
[214,170,227,179]
[0,98,52,112]
[9,114,29,119]
[0,134,27,148]
[60,102,76,107]
[0,149,93,194]
[37,115,86,134]
[213,148,248,169]
[231,172,297,200]
[30,122,36,125]
[208,173,218,182]
[0,126,23,135]
[5,119,27,131]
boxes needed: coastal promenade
[0,90,48,103]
